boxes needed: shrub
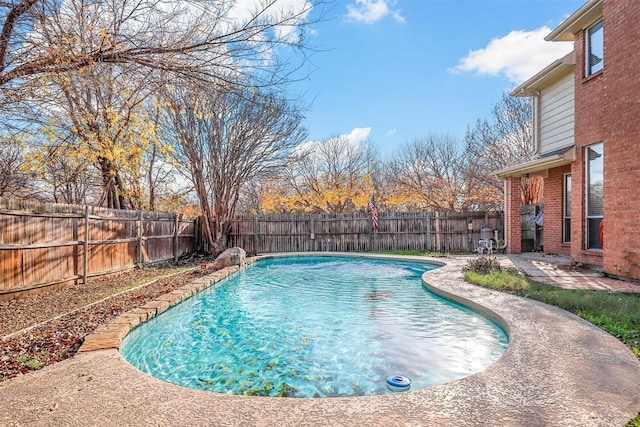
[462,255,503,275]
[14,353,43,371]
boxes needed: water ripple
[121,256,508,398]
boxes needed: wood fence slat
[0,197,198,300]
[227,211,503,255]
[83,206,89,283]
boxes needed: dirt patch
[0,255,215,381]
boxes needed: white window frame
[586,20,604,77]
[563,173,571,244]
[585,143,603,250]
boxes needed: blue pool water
[120,256,509,398]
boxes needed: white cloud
[346,0,404,24]
[228,0,312,42]
[344,126,372,144]
[294,127,371,158]
[385,128,396,136]
[450,26,573,84]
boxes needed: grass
[523,283,640,352]
[625,413,640,427]
[463,266,640,357]
[628,414,640,427]
[372,250,451,258]
[464,262,640,426]
[463,269,529,291]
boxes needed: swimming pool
[120,256,509,398]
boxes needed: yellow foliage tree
[24,65,170,209]
[384,135,470,212]
[260,136,379,214]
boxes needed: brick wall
[571,21,605,269]
[506,176,522,254]
[600,0,640,279]
[567,0,640,279]
[543,165,571,256]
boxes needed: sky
[286,0,585,155]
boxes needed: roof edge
[495,146,575,178]
[510,51,575,97]
[546,0,603,42]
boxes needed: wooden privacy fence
[227,211,503,255]
[0,197,198,300]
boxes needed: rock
[212,247,246,270]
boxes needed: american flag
[368,195,379,233]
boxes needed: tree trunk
[99,157,128,209]
[193,175,216,253]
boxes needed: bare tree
[385,134,470,212]
[39,143,99,204]
[139,102,193,212]
[0,140,32,197]
[0,0,321,207]
[236,177,283,214]
[272,135,379,214]
[143,112,188,212]
[464,92,541,207]
[164,80,307,252]
[0,0,321,93]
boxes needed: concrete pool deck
[1,253,639,426]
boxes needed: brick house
[496,0,640,280]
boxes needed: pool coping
[1,253,639,426]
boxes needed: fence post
[424,212,430,252]
[254,216,259,254]
[310,216,315,252]
[138,210,144,265]
[83,206,89,284]
[173,213,179,262]
[195,216,201,253]
[467,216,473,252]
[435,211,441,252]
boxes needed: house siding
[539,75,575,154]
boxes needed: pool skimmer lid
[386,375,412,392]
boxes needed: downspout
[498,179,508,251]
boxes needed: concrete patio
[508,252,640,293]
[1,254,639,426]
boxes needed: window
[586,20,603,76]
[563,174,571,243]
[586,143,603,249]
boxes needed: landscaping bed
[0,257,213,381]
